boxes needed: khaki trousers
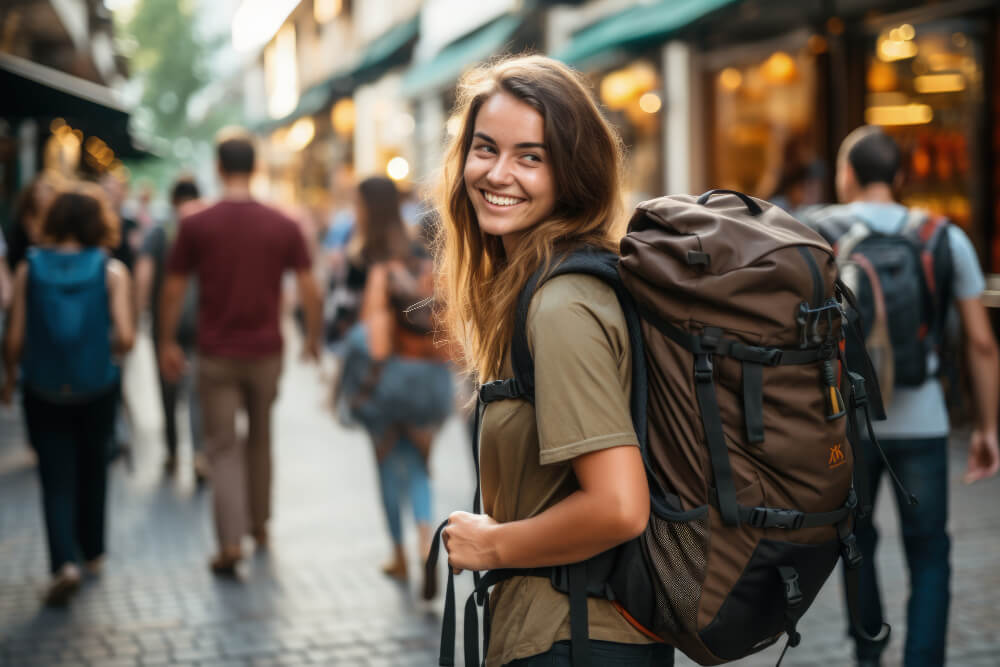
[199,354,283,551]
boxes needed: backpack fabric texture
[429,190,898,667]
[807,206,953,394]
[22,248,119,403]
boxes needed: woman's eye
[522,153,542,163]
[474,144,496,155]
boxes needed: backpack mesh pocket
[643,512,709,637]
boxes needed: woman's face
[463,92,556,254]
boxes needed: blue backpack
[23,248,119,402]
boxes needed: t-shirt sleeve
[166,218,196,274]
[528,275,638,466]
[947,225,985,300]
[286,221,312,271]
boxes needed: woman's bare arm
[107,259,135,354]
[444,444,649,570]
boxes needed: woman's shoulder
[529,273,623,325]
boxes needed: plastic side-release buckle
[748,507,805,530]
[779,568,803,608]
[841,534,863,570]
[694,353,714,383]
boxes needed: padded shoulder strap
[509,247,648,452]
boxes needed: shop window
[864,18,987,259]
[708,45,823,212]
[597,60,663,207]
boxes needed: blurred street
[0,325,995,666]
[0,325,475,667]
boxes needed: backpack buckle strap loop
[694,353,714,383]
[479,378,524,404]
[747,507,805,530]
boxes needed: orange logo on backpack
[829,444,847,469]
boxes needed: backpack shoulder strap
[506,247,648,451]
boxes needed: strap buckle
[780,568,803,608]
[749,507,805,530]
[694,353,714,383]
[841,533,863,570]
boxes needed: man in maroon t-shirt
[158,131,321,576]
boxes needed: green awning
[255,16,419,132]
[402,15,522,97]
[553,0,737,66]
[352,15,419,82]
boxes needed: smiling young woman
[435,55,673,666]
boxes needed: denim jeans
[843,436,950,666]
[377,437,432,545]
[23,385,118,574]
[506,640,674,666]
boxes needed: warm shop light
[899,24,916,41]
[719,67,742,91]
[638,92,662,114]
[914,73,965,94]
[232,0,301,53]
[331,98,355,136]
[50,118,66,133]
[314,0,342,24]
[762,51,797,84]
[386,157,410,181]
[286,117,315,151]
[266,24,299,119]
[865,103,933,126]
[878,37,918,62]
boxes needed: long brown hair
[353,176,411,265]
[434,54,626,381]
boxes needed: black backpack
[810,207,953,389]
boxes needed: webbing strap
[694,353,740,526]
[739,503,851,529]
[843,554,891,646]
[742,361,765,444]
[568,562,591,667]
[639,302,833,366]
[427,519,456,666]
[461,568,549,667]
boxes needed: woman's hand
[442,511,501,573]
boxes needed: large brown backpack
[430,190,910,667]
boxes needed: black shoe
[857,659,881,667]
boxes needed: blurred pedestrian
[810,126,999,666]
[100,170,141,466]
[322,165,364,348]
[1,182,134,606]
[5,171,62,273]
[335,177,452,597]
[436,56,666,666]
[158,129,322,577]
[135,176,207,482]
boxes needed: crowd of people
[2,53,998,667]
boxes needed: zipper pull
[823,360,846,421]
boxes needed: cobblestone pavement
[0,331,998,666]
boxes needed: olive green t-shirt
[480,274,652,666]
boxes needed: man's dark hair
[171,178,200,206]
[846,128,901,187]
[216,135,255,174]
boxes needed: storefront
[703,30,828,207]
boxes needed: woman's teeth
[483,191,523,207]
